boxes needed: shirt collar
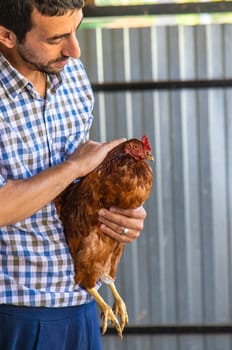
[0,51,63,99]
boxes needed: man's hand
[98,206,147,243]
[67,138,125,178]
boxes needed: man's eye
[47,38,62,44]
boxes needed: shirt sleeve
[0,174,7,188]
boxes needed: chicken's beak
[146,152,155,162]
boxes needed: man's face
[15,8,83,74]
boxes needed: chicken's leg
[87,287,122,338]
[109,282,129,332]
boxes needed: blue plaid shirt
[0,52,95,307]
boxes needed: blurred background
[79,1,232,349]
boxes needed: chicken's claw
[87,287,123,338]
[110,282,129,332]
[112,298,129,332]
[101,304,122,338]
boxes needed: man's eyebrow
[47,15,84,41]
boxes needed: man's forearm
[0,160,76,226]
[0,138,125,226]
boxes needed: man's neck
[0,45,47,98]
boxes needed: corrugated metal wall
[78,23,232,350]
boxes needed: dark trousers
[0,301,102,350]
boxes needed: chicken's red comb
[141,135,152,151]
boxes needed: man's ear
[0,26,16,48]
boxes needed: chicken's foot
[87,287,122,338]
[109,282,129,332]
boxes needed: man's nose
[62,35,81,59]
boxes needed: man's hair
[0,0,84,43]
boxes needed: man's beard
[16,43,68,74]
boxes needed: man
[0,1,147,349]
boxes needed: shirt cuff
[0,175,7,188]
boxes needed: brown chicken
[55,135,154,337]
